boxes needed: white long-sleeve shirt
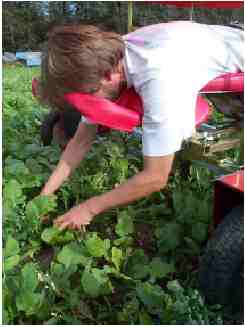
[123,21,243,156]
[82,22,243,156]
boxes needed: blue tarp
[15,52,27,60]
[15,51,41,66]
[3,52,17,63]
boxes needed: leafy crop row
[3,66,223,324]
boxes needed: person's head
[40,24,126,111]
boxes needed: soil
[134,222,155,257]
[36,245,55,270]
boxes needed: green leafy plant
[3,66,227,325]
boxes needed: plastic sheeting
[15,51,41,66]
[3,52,17,63]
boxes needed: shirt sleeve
[138,78,198,157]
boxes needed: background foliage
[3,1,244,51]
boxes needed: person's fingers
[54,211,92,231]
[70,221,79,230]
[57,220,70,231]
[54,215,64,224]
[53,220,62,229]
[69,220,88,231]
[73,224,81,231]
[54,215,69,227]
[54,216,68,229]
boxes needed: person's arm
[86,154,174,215]
[54,154,174,230]
[55,76,196,230]
[41,122,97,196]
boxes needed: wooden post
[128,1,133,33]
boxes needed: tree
[2,1,244,52]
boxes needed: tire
[198,205,244,309]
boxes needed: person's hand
[54,202,95,231]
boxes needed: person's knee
[62,109,81,139]
[40,109,81,149]
[40,111,60,146]
[52,121,69,149]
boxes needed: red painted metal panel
[195,95,210,127]
[145,1,243,9]
[201,72,244,93]
[64,92,142,132]
[213,171,244,227]
[218,170,244,192]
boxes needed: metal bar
[206,138,241,153]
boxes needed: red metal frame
[201,72,244,93]
[218,170,244,193]
[213,171,244,227]
[146,1,244,9]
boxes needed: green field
[3,65,225,324]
